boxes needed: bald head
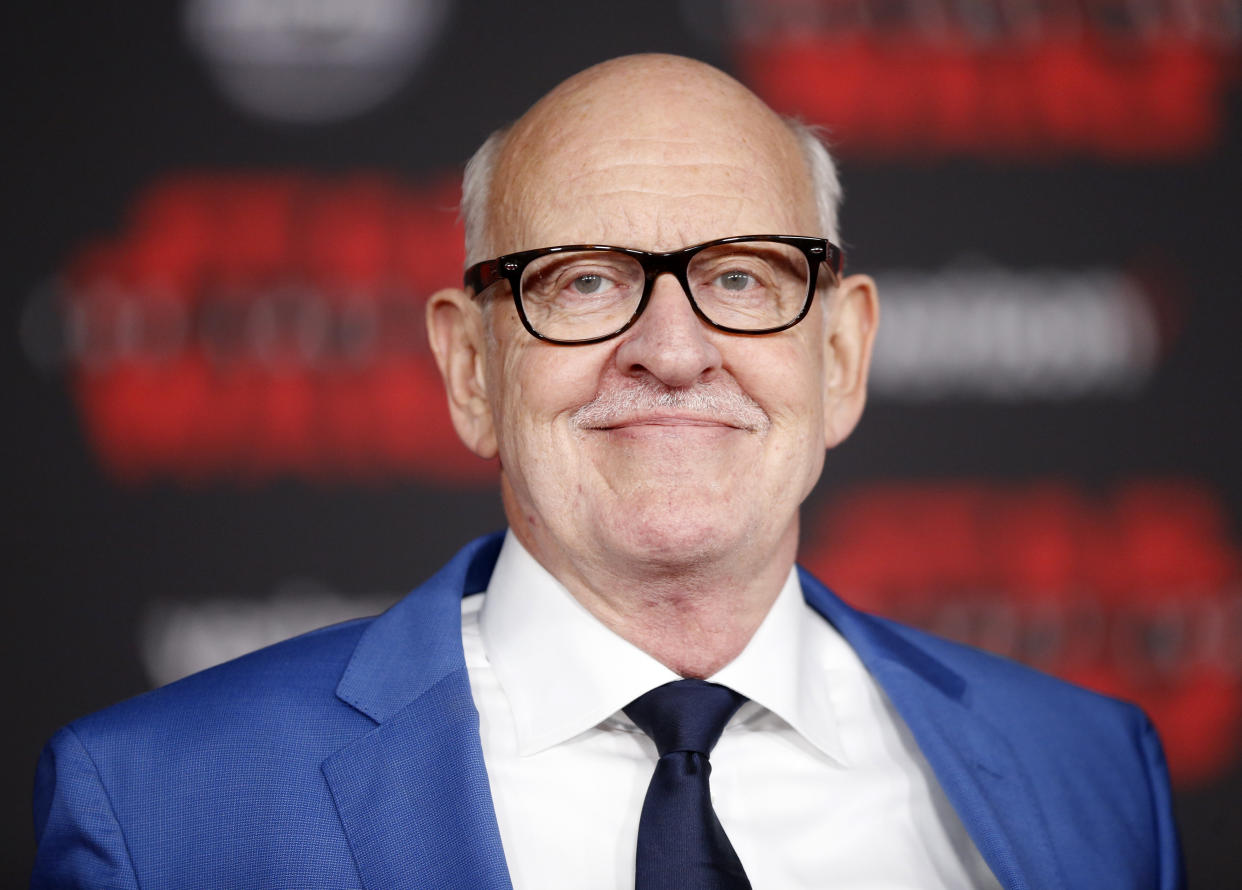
[461,54,841,265]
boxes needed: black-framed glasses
[463,234,843,345]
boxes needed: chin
[607,508,745,569]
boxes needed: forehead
[490,69,819,254]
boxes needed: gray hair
[460,117,842,267]
[461,125,511,267]
[784,117,842,246]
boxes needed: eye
[715,270,756,292]
[521,250,640,310]
[571,274,609,295]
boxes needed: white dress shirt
[462,532,1001,889]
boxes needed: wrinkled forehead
[488,64,818,254]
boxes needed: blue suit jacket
[33,533,1184,889]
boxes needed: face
[431,57,876,590]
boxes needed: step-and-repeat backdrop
[11,1,1241,882]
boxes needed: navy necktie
[623,679,752,890]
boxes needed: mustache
[570,380,770,432]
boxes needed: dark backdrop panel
[9,1,1241,884]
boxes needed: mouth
[590,413,753,432]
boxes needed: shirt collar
[480,531,848,765]
[711,566,850,766]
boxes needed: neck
[514,524,798,679]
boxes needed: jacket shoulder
[799,568,1146,729]
[68,616,376,756]
[874,611,1147,728]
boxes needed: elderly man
[33,55,1182,889]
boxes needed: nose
[613,273,723,387]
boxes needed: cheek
[730,336,826,423]
[492,338,604,456]
[727,338,830,492]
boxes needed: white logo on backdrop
[869,262,1159,400]
[140,580,399,685]
[184,0,449,123]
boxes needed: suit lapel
[799,569,1066,890]
[324,534,512,890]
[323,670,512,890]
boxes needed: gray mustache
[571,381,770,432]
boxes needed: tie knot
[624,679,747,758]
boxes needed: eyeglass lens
[518,241,811,341]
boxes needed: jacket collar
[335,532,503,723]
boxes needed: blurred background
[8,0,1241,883]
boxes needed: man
[33,55,1182,889]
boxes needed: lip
[588,413,749,431]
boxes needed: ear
[425,287,498,459]
[821,273,879,449]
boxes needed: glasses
[463,235,843,345]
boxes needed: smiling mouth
[594,414,751,431]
